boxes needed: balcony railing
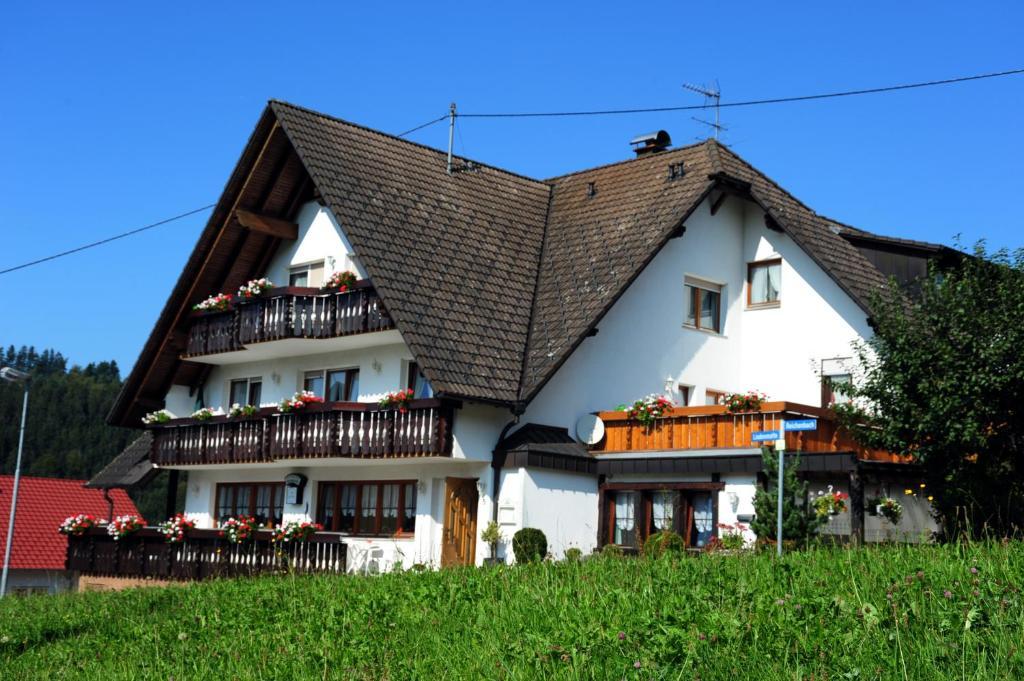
[66,527,346,580]
[185,282,393,358]
[150,400,455,466]
[592,401,903,463]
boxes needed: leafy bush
[600,543,623,557]
[512,527,547,563]
[642,530,686,557]
[563,547,583,562]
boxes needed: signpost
[753,418,819,558]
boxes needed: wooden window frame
[746,258,782,309]
[214,482,285,526]
[316,480,417,538]
[600,482,723,550]
[684,279,722,333]
[705,389,727,406]
[304,367,359,401]
[406,361,434,399]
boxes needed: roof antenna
[683,81,726,140]
[447,102,457,175]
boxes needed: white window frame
[227,376,263,410]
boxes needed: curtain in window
[692,494,714,547]
[614,492,636,545]
[751,263,781,303]
[652,491,676,531]
[700,289,719,330]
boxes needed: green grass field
[1,542,1021,679]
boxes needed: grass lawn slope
[1,542,1022,679]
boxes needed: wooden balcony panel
[149,401,454,466]
[183,283,393,359]
[593,402,907,462]
[66,527,347,580]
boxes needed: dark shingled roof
[110,101,923,425]
[497,423,591,459]
[85,433,157,489]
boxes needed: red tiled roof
[0,476,139,570]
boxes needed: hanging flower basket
[813,491,849,518]
[617,394,674,428]
[107,515,146,541]
[379,388,414,414]
[877,497,903,524]
[193,293,232,312]
[723,390,767,413]
[59,514,104,536]
[237,278,274,299]
[322,270,358,292]
[158,514,196,544]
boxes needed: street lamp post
[1,366,31,598]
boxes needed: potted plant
[480,521,504,565]
[191,407,217,421]
[322,270,358,292]
[237,277,274,299]
[723,390,767,413]
[59,513,104,536]
[158,514,196,544]
[107,515,146,541]
[379,388,415,414]
[192,293,232,312]
[617,394,674,428]
[141,409,172,425]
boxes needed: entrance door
[441,477,479,567]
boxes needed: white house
[98,102,944,572]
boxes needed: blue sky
[2,2,1022,374]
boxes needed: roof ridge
[0,474,88,484]
[713,142,820,217]
[541,138,713,183]
[268,99,549,188]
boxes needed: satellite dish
[576,414,605,446]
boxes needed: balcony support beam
[234,209,298,240]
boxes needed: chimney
[630,130,672,157]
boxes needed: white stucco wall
[521,469,599,558]
[518,195,873,434]
[264,201,367,285]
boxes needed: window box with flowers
[191,407,218,422]
[277,391,325,413]
[219,516,260,543]
[59,514,104,536]
[158,514,197,544]
[237,277,274,300]
[379,388,414,414]
[141,409,172,425]
[723,390,767,413]
[193,293,232,313]
[616,394,675,428]
[272,520,324,543]
[322,270,358,292]
[107,515,146,541]
[228,403,259,419]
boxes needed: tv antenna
[683,81,726,140]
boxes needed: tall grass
[1,542,1021,679]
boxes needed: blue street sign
[752,430,781,442]
[784,419,818,432]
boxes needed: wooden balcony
[592,402,904,463]
[149,400,455,466]
[184,282,393,358]
[66,527,346,580]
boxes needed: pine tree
[751,446,824,545]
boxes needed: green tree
[751,446,823,545]
[841,244,1024,538]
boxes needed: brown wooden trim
[600,481,725,492]
[316,480,417,538]
[214,481,285,525]
[709,191,728,216]
[597,401,834,421]
[235,209,299,240]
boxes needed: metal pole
[1,385,29,597]
[446,102,456,175]
[776,445,784,558]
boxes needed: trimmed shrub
[563,547,583,562]
[600,544,623,557]
[643,530,686,558]
[512,528,548,563]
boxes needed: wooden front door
[441,477,478,567]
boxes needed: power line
[1,115,449,276]
[459,67,1024,119]
[0,205,215,276]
